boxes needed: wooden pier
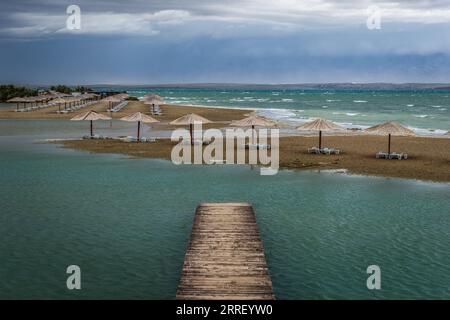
[176,203,274,300]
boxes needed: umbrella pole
[90,120,93,137]
[319,130,322,149]
[252,125,255,145]
[190,123,193,146]
[388,133,391,155]
[137,121,141,142]
[16,103,18,111]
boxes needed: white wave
[322,106,328,108]
[332,112,361,117]
[406,104,414,107]
[411,127,448,136]
[326,99,341,102]
[353,100,367,103]
[431,105,442,108]
[413,114,429,118]
[256,108,298,121]
[281,98,294,102]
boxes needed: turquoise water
[1,120,450,299]
[124,87,450,135]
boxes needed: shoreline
[0,100,448,137]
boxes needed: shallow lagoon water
[0,120,449,299]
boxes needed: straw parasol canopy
[231,115,276,144]
[297,118,344,149]
[365,121,415,154]
[7,97,28,110]
[170,113,212,145]
[143,94,164,113]
[103,96,121,111]
[103,96,121,102]
[231,115,276,128]
[7,97,27,103]
[50,97,67,111]
[120,112,159,141]
[144,98,163,105]
[144,93,162,101]
[51,98,66,103]
[71,110,111,137]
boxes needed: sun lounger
[139,137,156,142]
[308,147,340,155]
[376,151,408,160]
[308,147,320,154]
[321,147,340,155]
[389,152,408,160]
[376,151,388,159]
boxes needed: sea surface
[1,120,450,299]
[125,87,449,136]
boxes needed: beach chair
[329,148,341,155]
[308,147,320,154]
[376,151,388,159]
[125,136,138,142]
[389,152,406,160]
[321,147,340,155]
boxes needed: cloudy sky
[1,0,450,85]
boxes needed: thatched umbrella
[103,96,121,110]
[7,97,28,111]
[71,110,111,137]
[297,118,344,149]
[365,121,415,154]
[120,112,159,141]
[144,94,164,113]
[50,98,67,112]
[170,113,212,145]
[144,94,162,100]
[231,115,276,144]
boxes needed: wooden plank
[176,203,274,300]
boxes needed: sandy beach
[11,101,441,182]
[1,101,448,182]
[0,100,250,126]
